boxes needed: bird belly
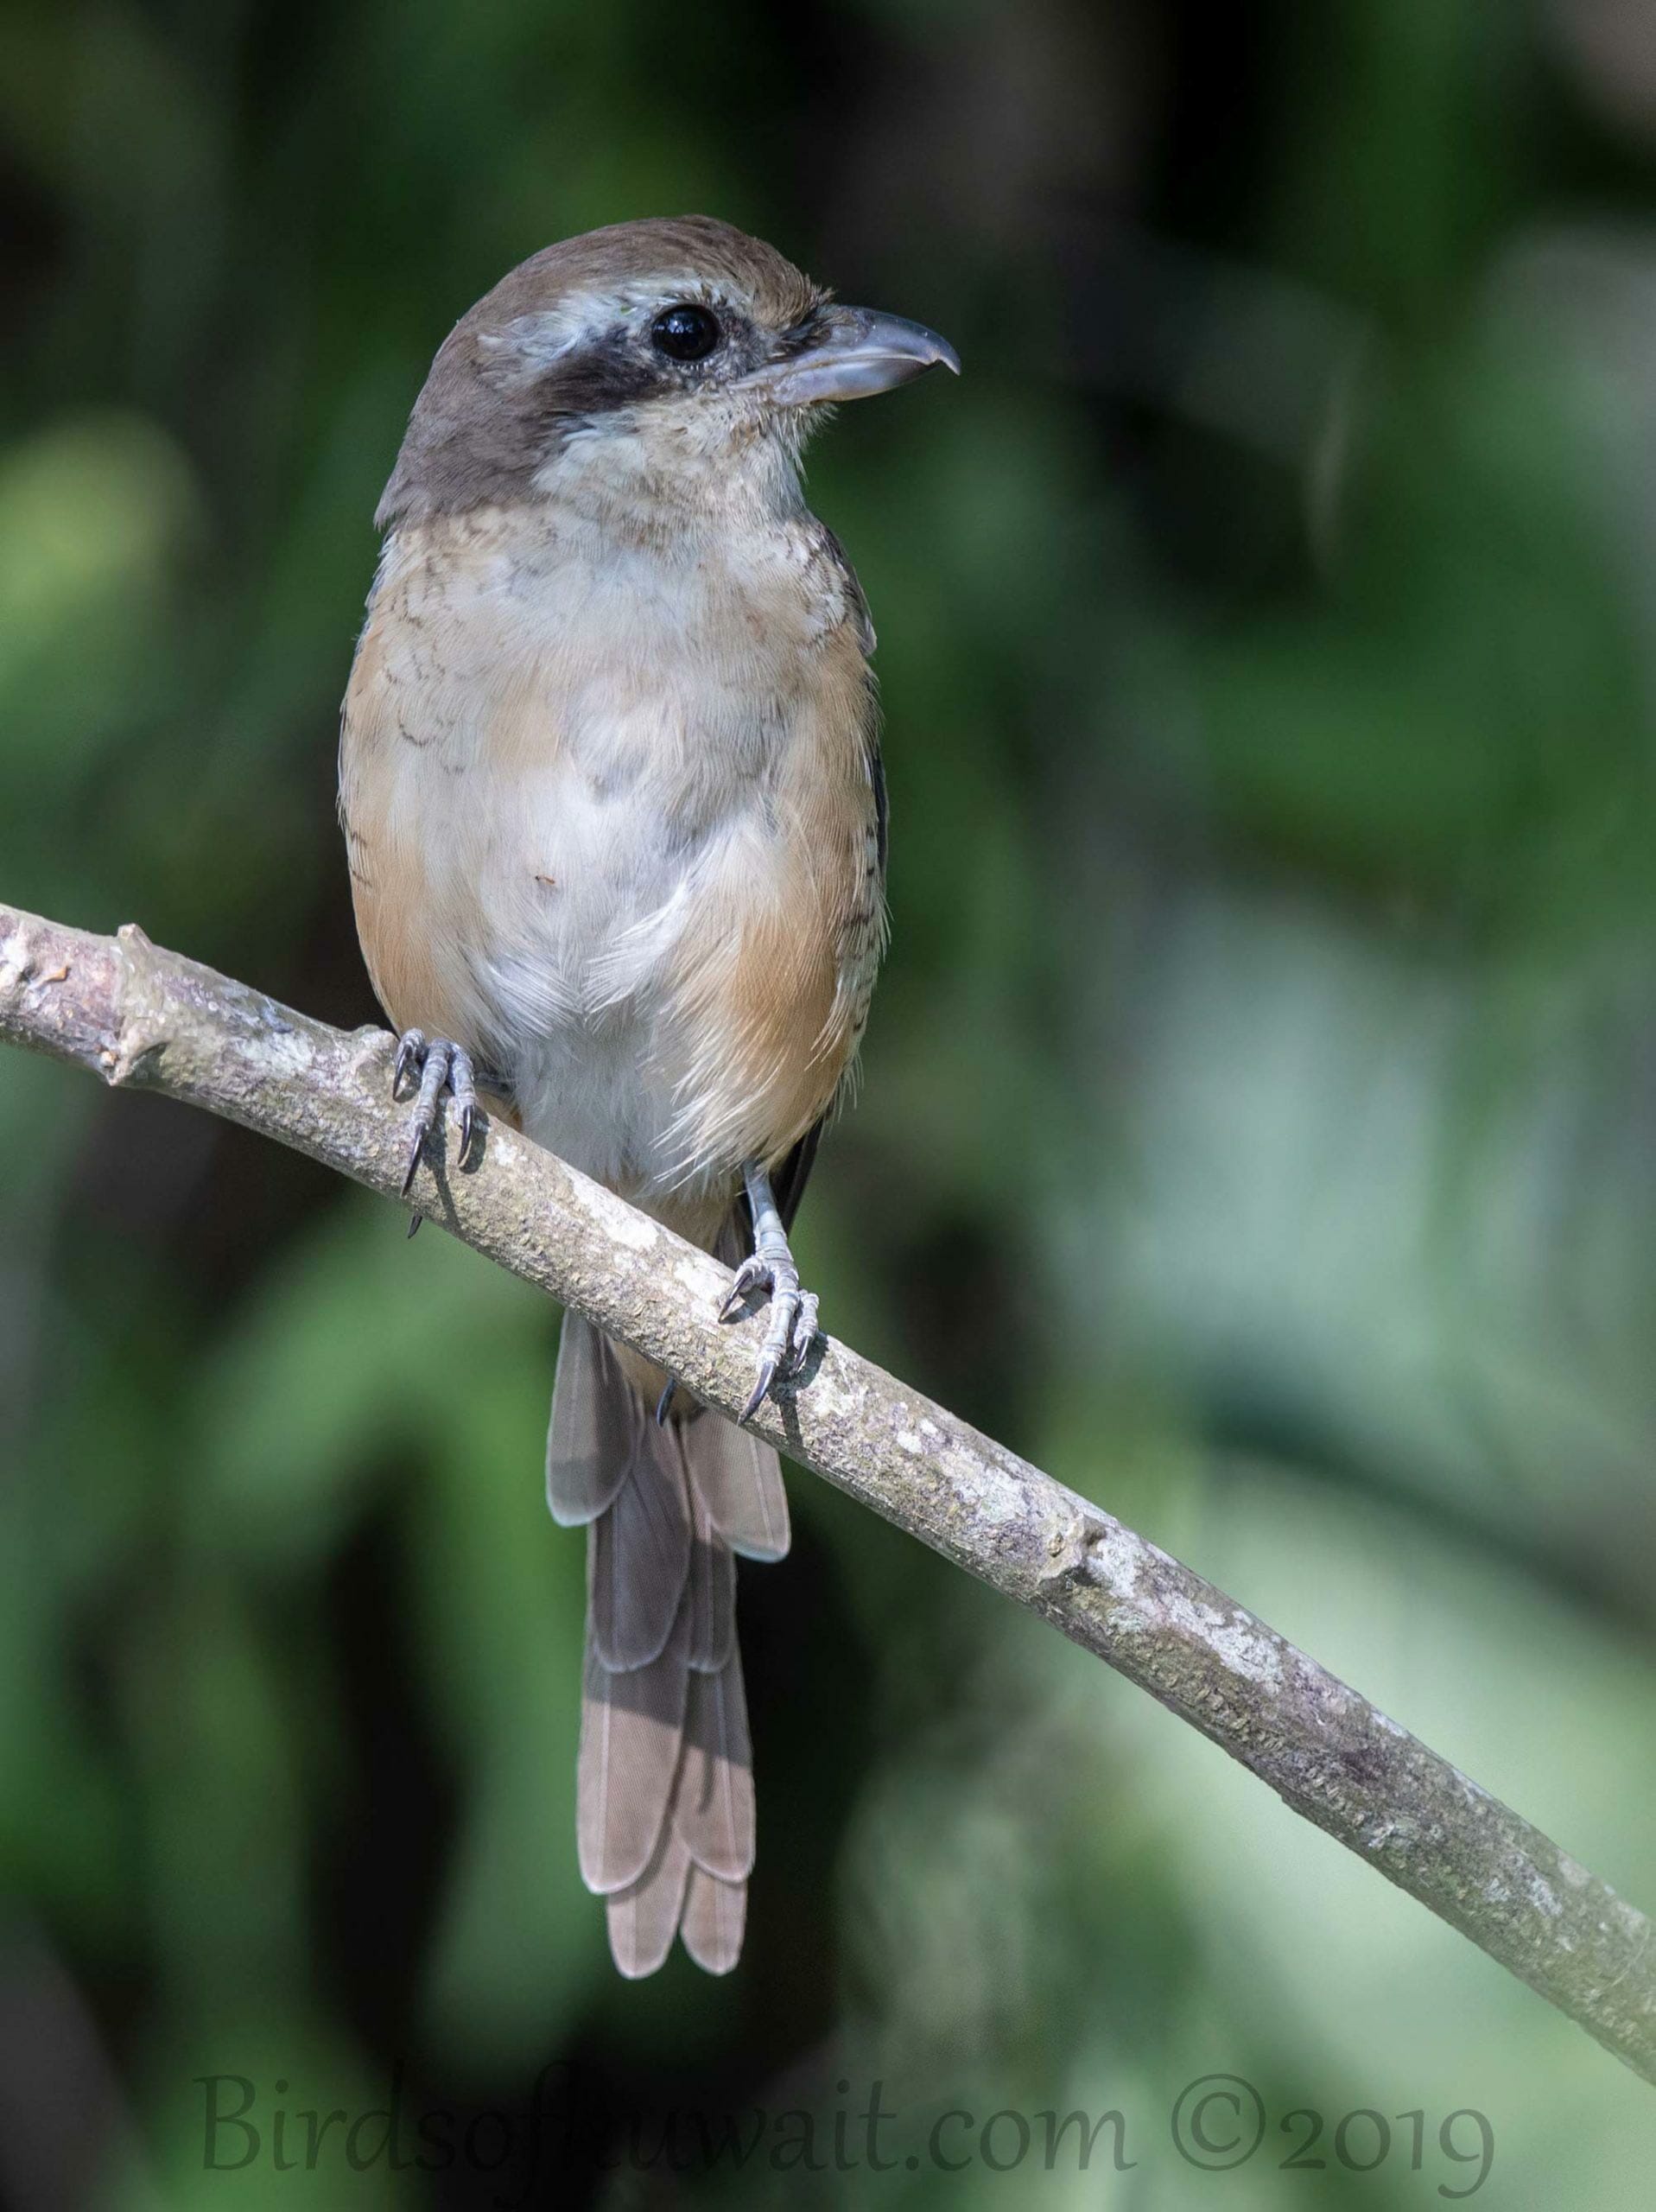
[501,745,853,1217]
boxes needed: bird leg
[719,1159,819,1420]
[391,1028,479,1199]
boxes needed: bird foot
[391,1029,478,1198]
[719,1250,819,1421]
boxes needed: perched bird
[338,217,957,1975]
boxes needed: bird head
[378,216,959,532]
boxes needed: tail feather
[546,1318,635,1527]
[607,1827,693,1980]
[690,1422,790,1560]
[676,1653,754,1882]
[686,1488,737,1671]
[576,1594,691,1894]
[680,1866,746,1975]
[587,1435,689,1669]
[550,1309,788,1976]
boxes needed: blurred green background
[6,0,1656,2203]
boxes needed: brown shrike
[339,217,957,1976]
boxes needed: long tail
[546,1309,790,1976]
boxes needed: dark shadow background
[5,0,1656,2204]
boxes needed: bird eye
[650,303,721,363]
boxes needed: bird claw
[720,1254,819,1420]
[717,1254,768,1321]
[741,1356,781,1426]
[390,1028,479,1197]
[392,1030,423,1093]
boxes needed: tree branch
[3,897,1653,2082]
